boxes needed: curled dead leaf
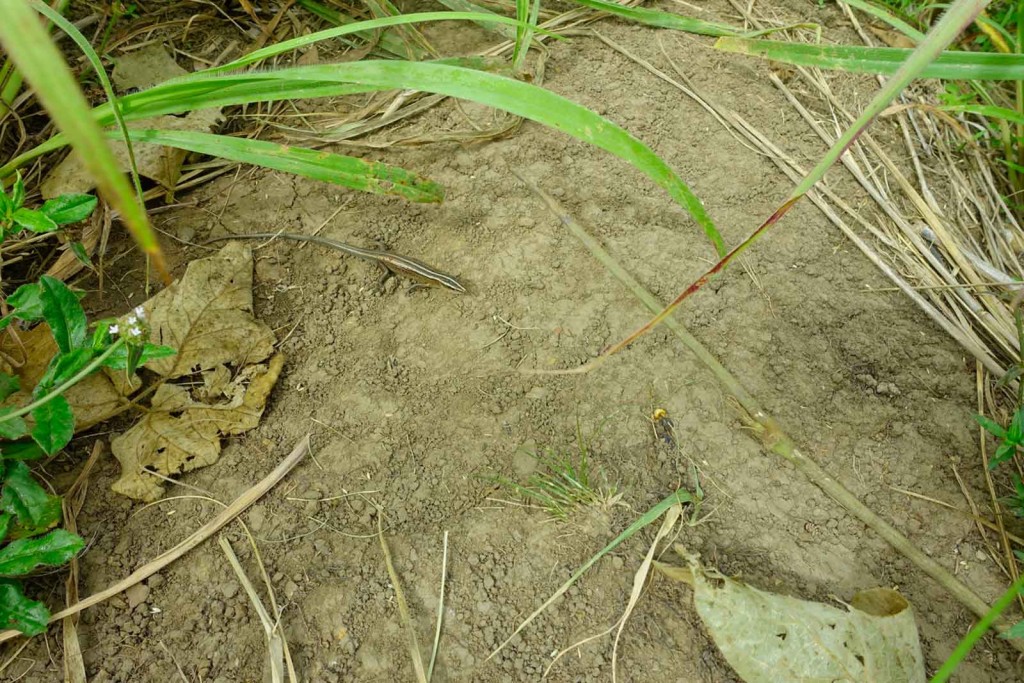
[111,353,284,501]
[109,242,281,500]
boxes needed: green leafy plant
[0,174,96,239]
[0,279,173,634]
[974,408,1024,469]
[0,461,84,636]
[0,214,174,633]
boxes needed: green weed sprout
[499,428,622,520]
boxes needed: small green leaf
[30,396,74,456]
[38,276,87,354]
[0,513,11,539]
[69,241,94,268]
[35,348,95,395]
[102,342,176,370]
[90,320,116,350]
[11,173,24,209]
[0,410,28,441]
[0,528,84,577]
[0,373,20,402]
[997,366,1024,387]
[11,207,59,233]
[0,190,12,218]
[974,414,1007,439]
[0,579,50,635]
[39,193,97,225]
[1001,619,1024,640]
[4,496,62,540]
[1009,408,1024,443]
[1,462,59,529]
[991,441,1018,469]
[0,441,44,461]
[5,282,44,322]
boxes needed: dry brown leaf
[657,546,925,682]
[109,242,281,501]
[143,241,277,379]
[111,353,283,501]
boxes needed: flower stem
[0,338,125,423]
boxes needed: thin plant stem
[0,338,124,423]
[595,0,990,363]
[512,169,1024,650]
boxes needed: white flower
[134,305,146,318]
[128,325,143,339]
[109,324,119,335]
[126,315,137,325]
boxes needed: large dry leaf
[42,45,223,198]
[143,241,276,378]
[108,243,281,500]
[657,547,925,683]
[111,354,283,501]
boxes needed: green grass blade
[205,12,558,75]
[252,60,724,254]
[714,37,1024,80]
[295,0,417,59]
[931,574,1024,682]
[435,0,517,39]
[78,59,724,253]
[513,0,531,66]
[568,0,738,36]
[117,129,444,202]
[28,1,145,213]
[0,0,165,277]
[519,0,543,72]
[944,103,1024,125]
[487,487,693,660]
[841,0,925,42]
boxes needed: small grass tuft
[499,422,622,520]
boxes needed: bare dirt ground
[6,1,1024,681]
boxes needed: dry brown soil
[6,1,1024,681]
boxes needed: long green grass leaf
[945,103,1024,125]
[5,58,724,254]
[714,37,1024,80]
[295,0,418,59]
[0,0,165,277]
[435,0,517,39]
[488,487,693,660]
[117,129,444,202]
[207,12,554,75]
[841,0,925,42]
[234,61,723,253]
[569,0,737,36]
[28,0,145,214]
